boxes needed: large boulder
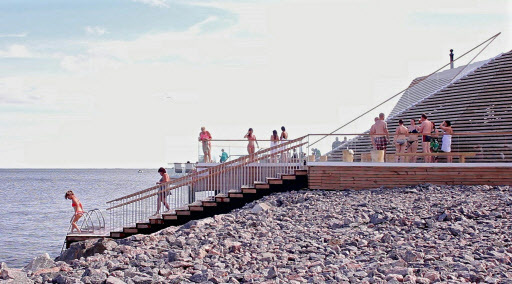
[57,238,118,263]
[24,253,55,272]
[0,263,32,284]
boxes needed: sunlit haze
[1,0,511,168]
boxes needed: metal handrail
[106,136,308,230]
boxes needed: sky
[1,0,511,168]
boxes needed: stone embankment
[1,184,511,283]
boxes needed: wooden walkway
[65,162,512,247]
[308,162,512,190]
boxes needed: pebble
[2,184,511,283]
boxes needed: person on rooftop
[370,113,389,153]
[65,190,84,233]
[394,119,408,162]
[198,127,212,163]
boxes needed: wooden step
[215,194,230,203]
[281,174,296,180]
[189,202,204,211]
[242,187,257,194]
[228,189,244,198]
[267,177,283,185]
[175,207,191,215]
[295,169,308,176]
[162,213,178,220]
[202,200,218,207]
[254,182,270,189]
[110,231,125,238]
[123,227,138,234]
[149,214,165,224]
[136,223,151,229]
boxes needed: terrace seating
[329,50,512,163]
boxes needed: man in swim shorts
[370,113,389,152]
[418,113,433,162]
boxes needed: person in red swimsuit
[65,190,84,233]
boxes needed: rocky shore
[2,184,512,283]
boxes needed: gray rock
[106,276,126,284]
[449,224,464,236]
[189,272,208,283]
[266,266,278,279]
[57,238,118,263]
[24,253,55,272]
[251,203,272,214]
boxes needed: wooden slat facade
[329,50,512,163]
[308,163,512,190]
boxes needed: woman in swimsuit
[439,120,454,163]
[65,190,84,233]
[270,130,280,162]
[156,167,171,215]
[280,126,289,162]
[406,119,420,163]
[394,119,408,162]
[244,128,259,156]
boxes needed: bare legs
[406,141,418,163]
[395,143,406,162]
[422,140,431,163]
[71,214,82,233]
[203,151,210,163]
[156,189,170,215]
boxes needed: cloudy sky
[1,0,511,168]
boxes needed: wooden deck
[308,162,512,190]
[65,162,512,247]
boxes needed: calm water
[0,169,159,268]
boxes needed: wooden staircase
[108,169,308,239]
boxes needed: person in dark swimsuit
[406,119,420,163]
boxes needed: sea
[0,168,159,268]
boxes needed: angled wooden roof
[389,59,491,118]
[329,49,512,162]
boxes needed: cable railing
[306,132,512,163]
[106,136,308,230]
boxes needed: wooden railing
[106,136,308,230]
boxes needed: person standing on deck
[370,113,389,153]
[439,120,454,163]
[244,128,259,156]
[394,119,408,162]
[369,117,379,150]
[332,137,342,150]
[418,113,433,163]
[198,127,212,163]
[155,167,171,215]
[406,119,420,163]
[270,130,280,162]
[65,190,84,233]
[280,126,289,162]
[219,149,229,163]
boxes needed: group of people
[198,126,289,163]
[370,113,453,162]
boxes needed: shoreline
[1,184,511,283]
